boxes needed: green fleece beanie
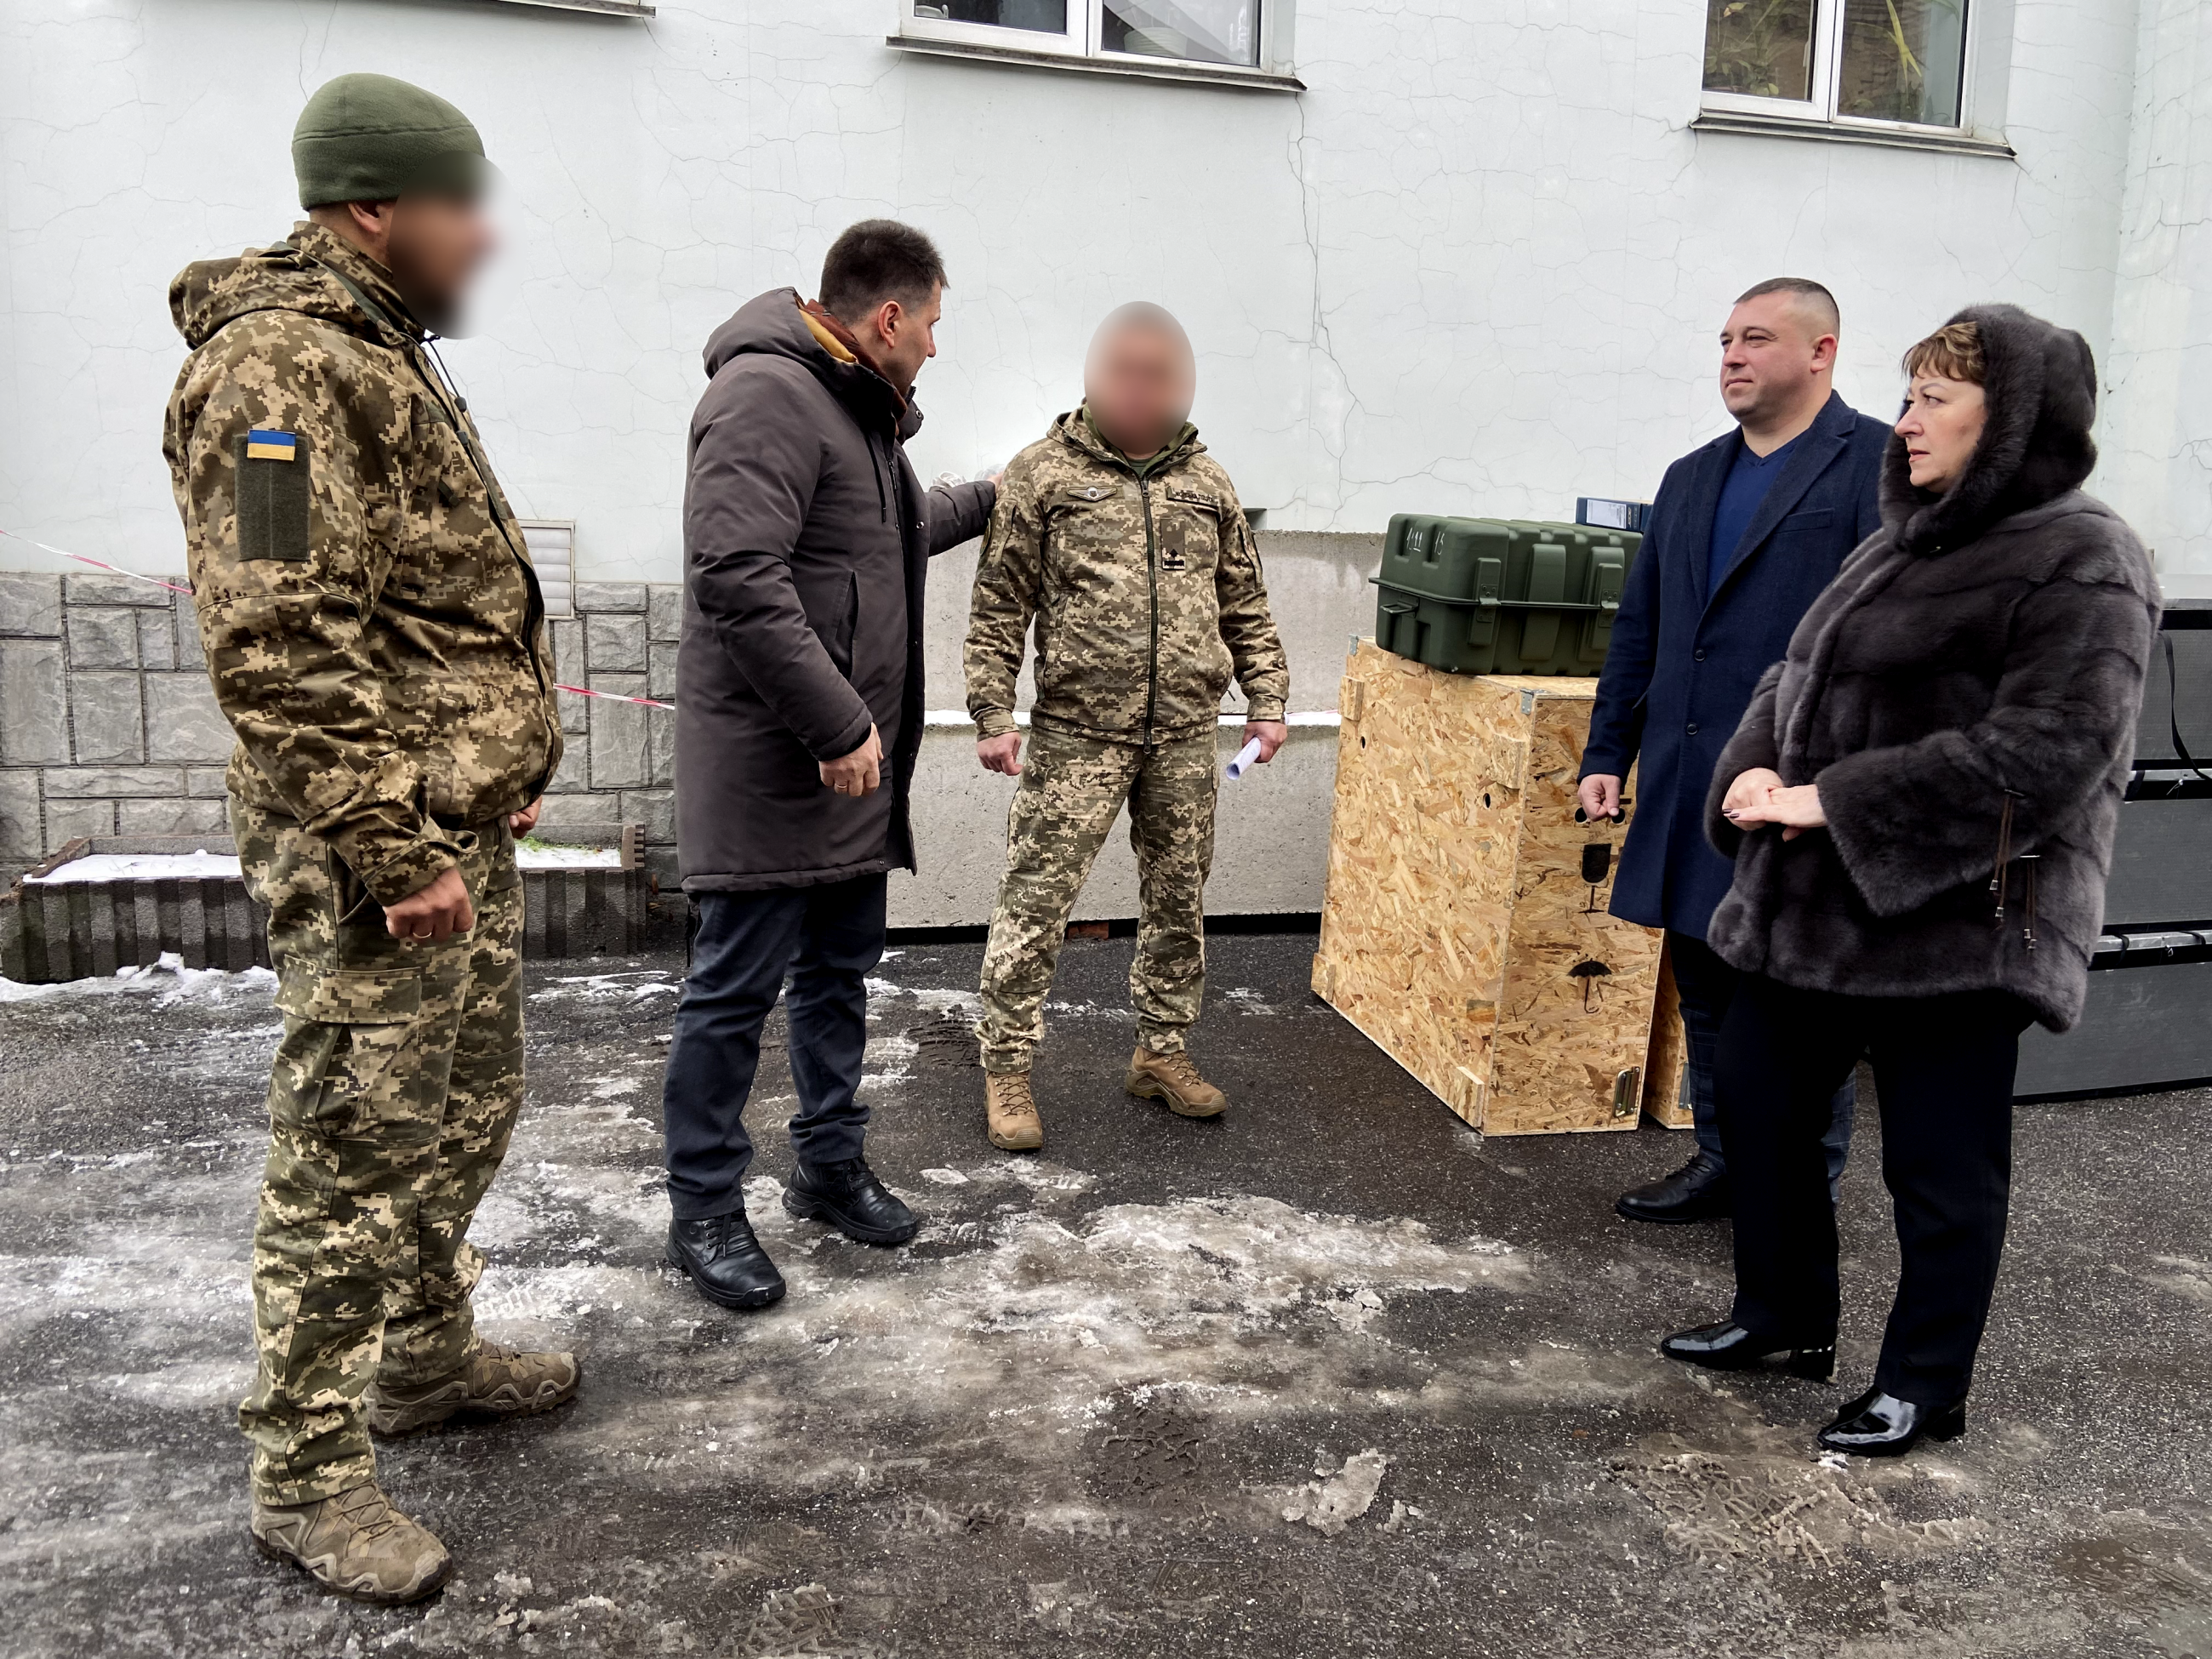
[293,73,491,208]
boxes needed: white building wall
[0,0,2181,588]
[2103,0,2212,579]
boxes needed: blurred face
[857,284,942,395]
[338,195,497,336]
[1085,322,1195,459]
[1896,373,1988,493]
[1718,293,1838,426]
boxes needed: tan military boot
[250,1481,452,1605]
[985,1070,1045,1151]
[365,1340,579,1437]
[1125,1046,1228,1118]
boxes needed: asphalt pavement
[1,932,2207,1657]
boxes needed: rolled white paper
[1224,736,1264,780]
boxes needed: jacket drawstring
[1991,790,2036,950]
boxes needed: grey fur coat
[1704,305,2161,1030]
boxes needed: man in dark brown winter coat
[660,222,995,1312]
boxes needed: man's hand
[820,724,884,797]
[1578,773,1623,821]
[1243,720,1288,764]
[509,796,543,835]
[384,865,476,943]
[977,732,1023,776]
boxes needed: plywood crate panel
[1311,641,1665,1135]
[1639,941,1694,1130]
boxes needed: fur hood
[1702,306,2159,1030]
[1880,303,2099,557]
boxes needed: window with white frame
[903,0,1263,72]
[1702,0,1970,131]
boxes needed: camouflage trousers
[978,725,1217,1074]
[232,801,526,1505]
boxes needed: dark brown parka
[676,288,993,892]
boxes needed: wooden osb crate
[1312,641,1665,1135]
[1639,940,1694,1129]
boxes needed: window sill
[1692,110,2013,160]
[887,34,1303,94]
[477,0,653,16]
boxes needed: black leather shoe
[784,1158,920,1246]
[1616,1151,1731,1224]
[668,1211,785,1311]
[1817,1388,1965,1457]
[1659,1320,1835,1380]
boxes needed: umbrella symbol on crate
[1569,959,1611,1011]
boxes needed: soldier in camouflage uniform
[966,304,1289,1150]
[162,75,575,1604]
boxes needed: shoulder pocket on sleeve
[233,431,312,562]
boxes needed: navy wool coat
[1582,391,1890,938]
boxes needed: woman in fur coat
[1656,304,2162,1456]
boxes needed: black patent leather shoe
[784,1158,920,1246]
[1616,1151,1731,1224]
[1659,1320,1835,1380]
[1817,1388,1965,1457]
[668,1211,786,1311]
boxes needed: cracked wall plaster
[0,0,2193,584]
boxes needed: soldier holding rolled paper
[965,304,1290,1152]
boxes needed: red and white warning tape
[3,528,673,710]
[0,531,197,596]
[554,682,674,710]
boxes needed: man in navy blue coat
[1580,278,1889,1225]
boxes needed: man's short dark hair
[1735,276,1842,337]
[820,219,947,322]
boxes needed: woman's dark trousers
[1716,974,2030,1406]
[1668,931,1855,1195]
[661,874,887,1222]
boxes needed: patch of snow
[865,977,983,1015]
[516,845,623,870]
[1282,1449,1388,1534]
[920,1168,970,1186]
[0,952,275,1005]
[531,971,681,1004]
[26,851,242,883]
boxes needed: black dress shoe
[1659,1320,1835,1380]
[1616,1151,1731,1224]
[784,1157,920,1246]
[1817,1388,1965,1457]
[668,1211,786,1310]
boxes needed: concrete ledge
[892,721,1337,930]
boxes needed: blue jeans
[661,875,886,1222]
[1669,930,1853,1194]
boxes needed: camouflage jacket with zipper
[162,222,561,906]
[965,408,1288,744]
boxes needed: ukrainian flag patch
[244,428,299,463]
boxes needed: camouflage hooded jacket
[162,223,561,905]
[965,409,1288,744]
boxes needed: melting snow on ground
[0,952,275,1006]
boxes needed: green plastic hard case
[1371,516,1644,676]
